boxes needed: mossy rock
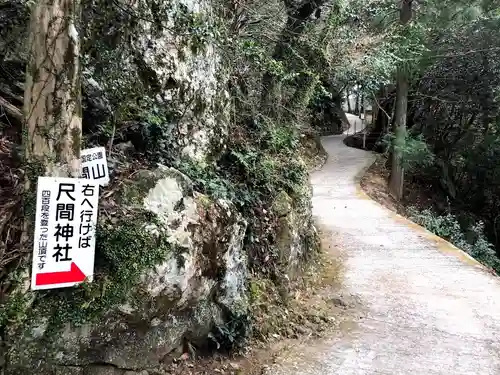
[272,180,315,280]
[5,166,249,372]
[272,190,293,217]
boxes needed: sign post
[31,177,99,290]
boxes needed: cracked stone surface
[265,114,500,375]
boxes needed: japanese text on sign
[31,177,100,290]
[80,146,110,186]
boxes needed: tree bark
[347,89,352,113]
[373,86,389,133]
[20,0,82,291]
[24,0,82,178]
[354,86,360,115]
[359,88,364,119]
[388,0,412,200]
[371,94,377,126]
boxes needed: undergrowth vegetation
[407,207,500,273]
[0,0,348,360]
[343,0,500,268]
[0,209,172,328]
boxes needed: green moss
[272,191,292,217]
[27,210,171,332]
[0,290,33,328]
[195,193,212,209]
[119,171,160,205]
[249,279,265,302]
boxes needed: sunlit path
[266,114,500,375]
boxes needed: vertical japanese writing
[32,177,101,290]
[53,183,76,263]
[79,184,96,250]
[38,190,51,270]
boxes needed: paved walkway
[267,114,500,374]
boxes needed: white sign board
[31,177,99,290]
[80,146,110,186]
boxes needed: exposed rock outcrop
[0,0,320,373]
[1,0,229,159]
[5,166,248,374]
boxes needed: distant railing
[345,111,371,150]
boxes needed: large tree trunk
[388,0,412,200]
[354,87,360,115]
[20,0,82,290]
[347,90,352,113]
[359,88,364,119]
[24,0,82,177]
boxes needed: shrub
[407,206,500,273]
[379,132,435,171]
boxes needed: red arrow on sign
[35,262,86,286]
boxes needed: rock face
[5,167,248,374]
[132,1,228,160]
[273,180,318,279]
[1,0,319,373]
[3,169,318,373]
[80,0,230,160]
[1,0,229,160]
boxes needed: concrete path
[267,114,500,374]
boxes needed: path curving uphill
[267,114,500,375]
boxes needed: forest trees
[347,0,500,262]
[388,0,412,200]
[408,5,500,246]
[351,0,499,200]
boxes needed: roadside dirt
[359,156,400,213]
[163,225,359,375]
[360,155,447,215]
